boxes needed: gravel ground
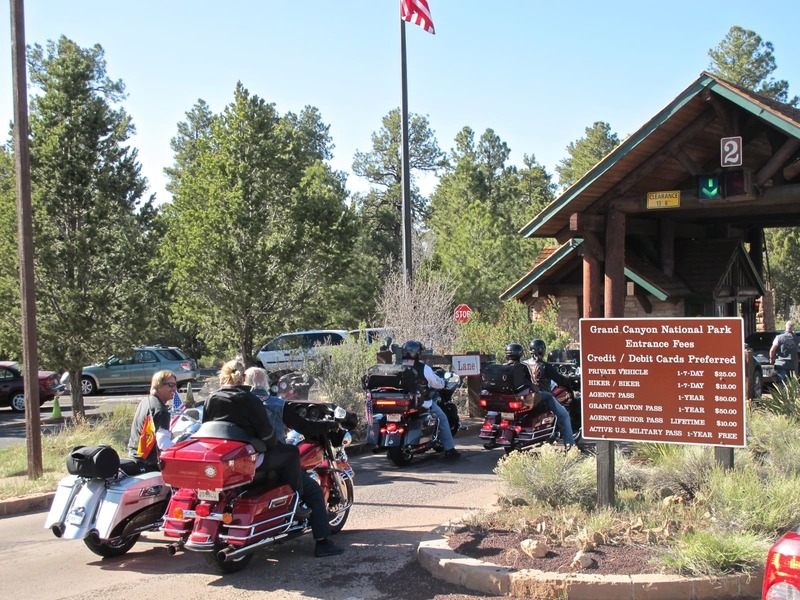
[448,530,662,575]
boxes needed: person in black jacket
[523,340,577,451]
[203,360,305,505]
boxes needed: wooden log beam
[594,109,717,209]
[755,138,800,187]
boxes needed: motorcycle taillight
[195,503,211,517]
[499,420,510,429]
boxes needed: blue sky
[1,1,798,204]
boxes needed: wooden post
[596,208,626,508]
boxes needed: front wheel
[327,475,354,534]
[205,547,254,574]
[10,392,26,413]
[84,533,140,557]
[388,446,415,467]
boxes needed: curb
[0,492,54,517]
[417,530,764,600]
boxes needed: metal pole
[400,20,413,287]
[10,0,43,478]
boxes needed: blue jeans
[540,391,575,447]
[430,400,455,451]
[775,366,792,385]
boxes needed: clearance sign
[579,318,746,447]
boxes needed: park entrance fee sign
[579,317,746,447]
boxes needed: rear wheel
[10,392,26,413]
[84,533,140,557]
[205,547,254,574]
[388,446,415,467]
[327,475,354,534]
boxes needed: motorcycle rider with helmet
[523,339,578,451]
[401,340,461,460]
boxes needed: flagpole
[400,19,413,288]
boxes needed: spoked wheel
[327,475,354,534]
[83,533,140,558]
[205,546,254,574]
[388,446,415,467]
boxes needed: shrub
[455,298,572,362]
[660,529,771,576]
[494,446,595,509]
[747,407,800,475]
[304,337,379,439]
[703,465,800,536]
[760,372,800,420]
[645,444,716,500]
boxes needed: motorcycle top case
[364,364,424,413]
[480,363,533,395]
[160,438,258,490]
[363,364,419,393]
[66,445,120,479]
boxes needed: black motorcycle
[363,363,461,466]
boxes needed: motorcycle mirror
[333,406,347,420]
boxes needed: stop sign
[454,304,472,324]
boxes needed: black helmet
[530,339,546,359]
[401,340,423,361]
[504,343,524,362]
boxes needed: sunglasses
[161,381,177,388]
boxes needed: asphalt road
[0,392,145,449]
[0,425,508,600]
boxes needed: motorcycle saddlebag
[66,445,120,479]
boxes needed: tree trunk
[68,368,86,419]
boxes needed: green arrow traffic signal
[698,175,721,199]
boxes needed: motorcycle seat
[119,458,149,476]
[191,421,267,452]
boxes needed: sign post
[454,304,472,324]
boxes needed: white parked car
[256,330,348,372]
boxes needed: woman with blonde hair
[203,359,306,509]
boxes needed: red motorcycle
[158,402,357,573]
[478,363,580,453]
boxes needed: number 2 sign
[721,136,743,167]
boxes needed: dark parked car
[0,361,64,412]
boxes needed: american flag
[401,0,435,34]
[172,389,184,412]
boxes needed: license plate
[197,489,219,501]
[66,508,85,526]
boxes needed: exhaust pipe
[166,542,183,556]
[51,522,65,538]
